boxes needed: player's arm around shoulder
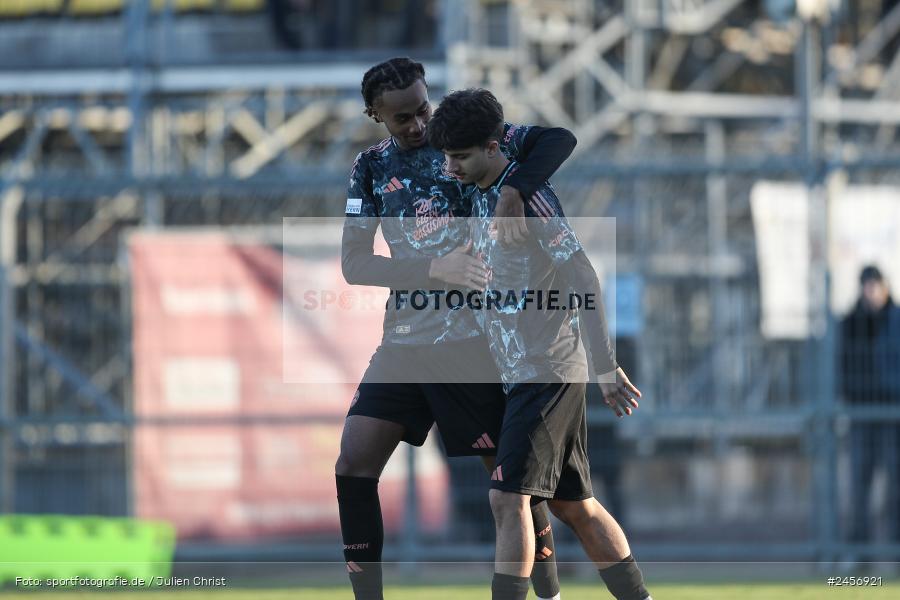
[495,124,577,245]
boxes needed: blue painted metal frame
[13,323,122,419]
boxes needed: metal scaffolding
[1,0,900,560]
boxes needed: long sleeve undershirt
[341,222,433,288]
[556,250,618,376]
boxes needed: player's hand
[597,367,641,418]
[494,186,529,246]
[428,240,488,289]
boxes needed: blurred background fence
[1,0,900,566]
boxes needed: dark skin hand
[428,240,489,289]
[495,186,529,245]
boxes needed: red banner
[130,229,448,541]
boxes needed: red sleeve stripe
[366,138,392,153]
[528,200,550,224]
[533,190,557,218]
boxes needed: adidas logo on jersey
[382,177,405,194]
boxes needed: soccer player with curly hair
[428,88,652,600]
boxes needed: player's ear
[365,106,383,123]
[487,140,500,156]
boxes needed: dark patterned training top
[469,160,589,386]
[344,123,533,346]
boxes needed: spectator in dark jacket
[840,265,900,546]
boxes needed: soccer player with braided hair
[336,57,575,600]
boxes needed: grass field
[0,583,898,599]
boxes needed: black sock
[530,501,560,598]
[492,573,530,600]
[336,475,384,600]
[598,554,651,600]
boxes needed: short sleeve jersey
[344,124,531,346]
[469,161,589,385]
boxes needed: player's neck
[477,156,510,190]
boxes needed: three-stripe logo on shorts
[491,465,504,481]
[347,561,363,573]
[471,433,495,450]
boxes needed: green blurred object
[0,515,175,585]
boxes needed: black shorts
[347,337,506,457]
[490,381,593,501]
